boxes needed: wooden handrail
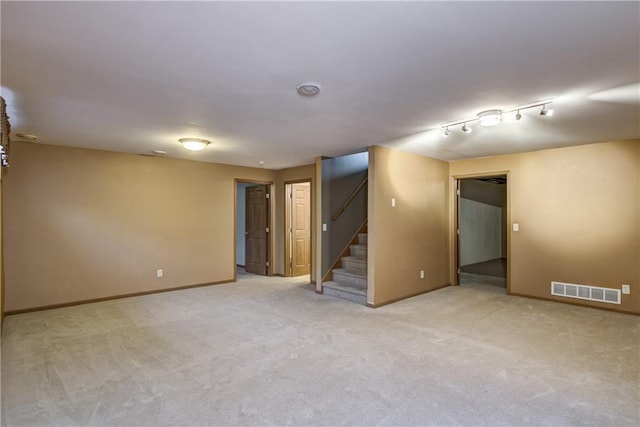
[331,176,368,221]
[321,219,368,284]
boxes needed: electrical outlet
[322,223,327,232]
[621,284,630,294]
[391,198,396,207]
[512,223,519,232]
[420,270,424,279]
[157,269,163,278]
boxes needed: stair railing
[331,176,368,221]
[321,219,368,284]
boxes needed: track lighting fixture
[440,99,553,136]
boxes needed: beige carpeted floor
[460,258,507,278]
[2,272,639,426]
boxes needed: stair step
[341,256,367,275]
[358,233,368,245]
[332,268,367,287]
[323,281,367,305]
[349,244,367,260]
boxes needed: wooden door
[290,182,311,276]
[245,185,268,275]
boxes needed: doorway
[455,175,508,289]
[235,180,272,277]
[285,180,311,277]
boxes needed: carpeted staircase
[323,232,367,305]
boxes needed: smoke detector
[296,82,321,96]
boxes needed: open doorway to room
[456,175,508,289]
[235,180,272,277]
[285,180,312,277]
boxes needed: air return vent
[551,281,620,304]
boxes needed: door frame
[451,171,511,292]
[234,179,274,281]
[284,179,312,277]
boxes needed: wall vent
[551,281,620,304]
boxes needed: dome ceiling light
[477,110,502,127]
[16,133,38,141]
[440,99,553,136]
[179,138,210,151]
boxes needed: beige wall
[274,164,315,279]
[3,142,277,311]
[368,145,450,306]
[6,139,637,314]
[1,168,4,327]
[314,157,323,290]
[450,140,640,314]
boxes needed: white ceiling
[2,1,639,170]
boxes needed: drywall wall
[459,198,502,266]
[461,179,506,207]
[314,157,323,289]
[3,142,276,311]
[274,164,315,279]
[368,145,449,306]
[321,152,368,277]
[460,179,507,258]
[235,182,254,266]
[450,140,640,314]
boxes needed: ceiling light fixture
[296,82,321,96]
[478,110,502,127]
[440,99,553,136]
[179,138,210,151]
[16,133,38,141]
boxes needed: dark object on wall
[0,97,10,168]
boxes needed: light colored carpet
[460,258,507,278]
[460,272,507,288]
[2,273,639,426]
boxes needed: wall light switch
[391,198,396,207]
[157,269,163,278]
[622,284,630,294]
[322,223,327,232]
[512,223,519,232]
[420,270,425,279]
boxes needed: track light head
[461,123,471,133]
[540,105,554,116]
[515,110,522,121]
[443,127,450,137]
